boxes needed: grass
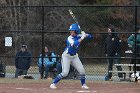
[5,62,131,77]
[5,64,106,75]
[5,66,39,73]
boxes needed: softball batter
[50,23,93,89]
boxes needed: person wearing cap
[50,23,93,89]
[15,45,32,78]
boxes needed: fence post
[134,5,138,82]
[41,6,45,79]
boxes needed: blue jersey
[64,35,81,55]
[64,34,93,56]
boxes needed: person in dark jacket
[104,25,123,81]
[15,45,31,78]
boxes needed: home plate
[76,90,97,93]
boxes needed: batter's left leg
[72,57,89,89]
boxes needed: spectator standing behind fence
[127,26,140,73]
[15,45,32,78]
[104,25,123,81]
[37,46,62,79]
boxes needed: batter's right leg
[50,53,71,89]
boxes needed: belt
[70,54,76,56]
[63,52,78,58]
[68,53,76,56]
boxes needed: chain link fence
[0,5,139,81]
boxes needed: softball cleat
[81,84,89,89]
[50,84,57,89]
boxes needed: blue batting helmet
[69,23,81,34]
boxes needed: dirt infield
[0,79,140,93]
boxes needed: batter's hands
[81,31,87,40]
[81,31,86,35]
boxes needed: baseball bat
[68,9,79,24]
[68,9,86,35]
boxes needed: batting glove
[81,31,86,35]
[81,33,87,40]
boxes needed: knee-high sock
[53,74,63,84]
[80,74,86,85]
